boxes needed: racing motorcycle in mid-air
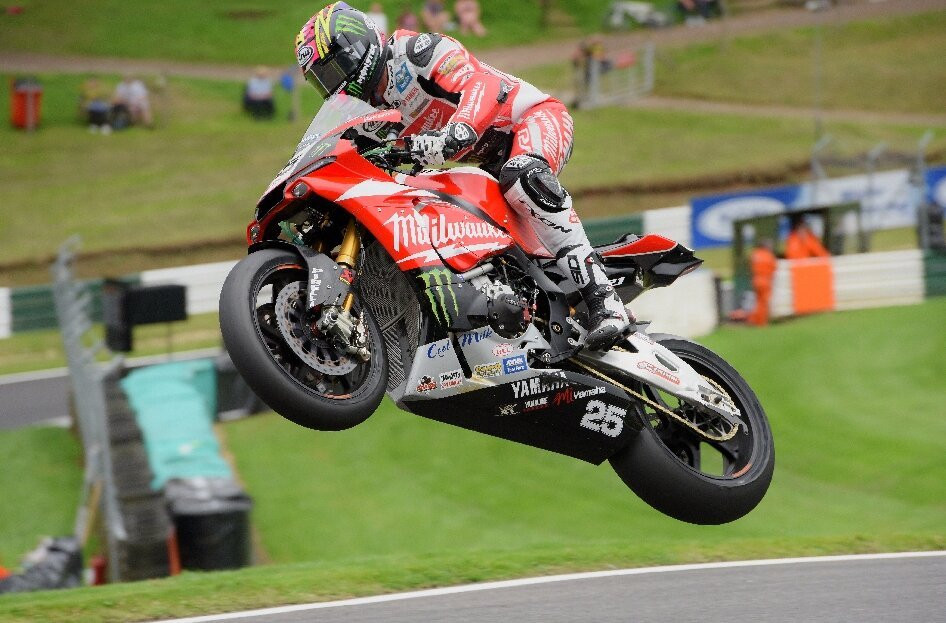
[219,93,774,525]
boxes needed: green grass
[2,71,938,276]
[655,11,946,115]
[1,300,944,622]
[0,0,609,64]
[520,10,946,116]
[0,428,83,570]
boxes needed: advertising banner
[690,166,946,249]
[690,186,800,249]
[927,165,946,209]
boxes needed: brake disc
[274,282,358,375]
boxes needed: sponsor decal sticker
[522,396,548,412]
[438,52,463,75]
[492,343,513,357]
[459,326,493,347]
[414,33,433,54]
[426,339,452,358]
[394,62,412,93]
[552,386,606,406]
[415,375,437,393]
[511,375,568,399]
[502,355,528,375]
[473,362,503,378]
[417,269,460,326]
[439,369,463,389]
[297,45,314,67]
[384,212,508,255]
[637,361,680,385]
[497,403,518,416]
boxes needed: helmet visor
[303,38,367,99]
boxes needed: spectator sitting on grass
[113,74,152,128]
[455,0,486,37]
[79,77,112,134]
[421,0,450,32]
[366,2,389,36]
[243,66,275,120]
[396,4,420,30]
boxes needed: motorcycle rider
[295,2,633,349]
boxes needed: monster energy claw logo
[417,269,459,326]
[335,14,368,35]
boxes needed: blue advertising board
[926,165,946,209]
[690,185,801,249]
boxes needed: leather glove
[407,122,477,167]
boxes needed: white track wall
[0,288,10,338]
[629,269,718,338]
[140,261,238,316]
[768,250,925,319]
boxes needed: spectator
[113,74,152,128]
[455,0,486,37]
[79,77,112,134]
[396,4,420,31]
[676,0,721,24]
[785,215,830,260]
[243,66,276,120]
[747,238,777,326]
[421,0,449,32]
[366,2,389,36]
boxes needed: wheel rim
[639,356,758,480]
[251,263,373,400]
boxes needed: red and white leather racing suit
[371,30,631,345]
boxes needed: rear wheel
[219,248,387,431]
[608,335,774,524]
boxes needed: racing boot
[556,247,633,350]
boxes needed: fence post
[51,237,127,582]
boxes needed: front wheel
[219,248,387,431]
[608,335,774,524]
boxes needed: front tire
[219,248,387,431]
[609,335,774,524]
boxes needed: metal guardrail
[50,236,126,583]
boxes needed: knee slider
[499,154,569,213]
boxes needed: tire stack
[102,370,175,581]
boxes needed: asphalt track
[151,552,945,623]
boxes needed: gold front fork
[336,218,360,311]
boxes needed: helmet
[295,2,387,101]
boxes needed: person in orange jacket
[785,215,829,260]
[747,238,777,326]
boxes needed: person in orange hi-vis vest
[785,216,830,260]
[747,238,777,326]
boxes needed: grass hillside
[0,0,609,62]
[0,70,933,281]
[521,10,946,115]
[0,300,943,622]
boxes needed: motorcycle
[219,93,774,525]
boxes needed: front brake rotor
[274,282,358,375]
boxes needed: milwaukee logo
[384,212,506,253]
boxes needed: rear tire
[219,248,387,431]
[609,335,774,524]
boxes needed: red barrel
[10,77,43,130]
